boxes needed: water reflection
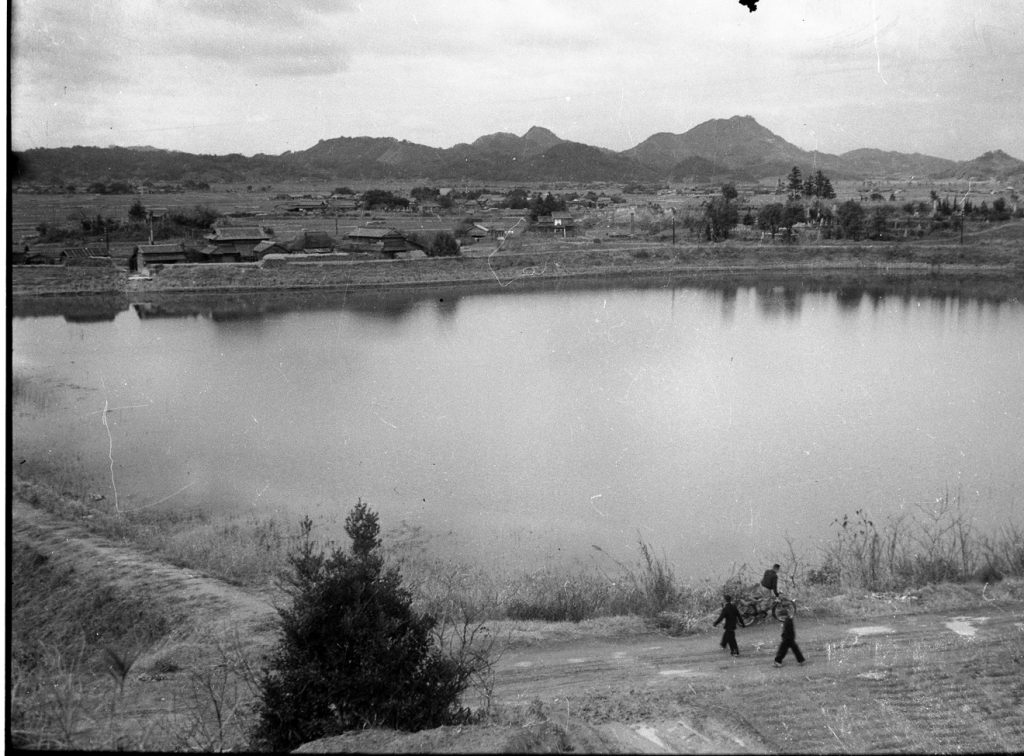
[11,294,129,322]
[757,285,801,317]
[13,272,1017,324]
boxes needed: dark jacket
[761,568,779,596]
[781,617,796,642]
[713,602,745,631]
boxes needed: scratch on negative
[871,0,889,85]
[100,378,120,513]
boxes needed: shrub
[250,503,474,752]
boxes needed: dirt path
[486,609,1024,752]
[12,494,1024,752]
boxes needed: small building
[59,247,113,266]
[253,240,291,259]
[203,225,271,261]
[276,200,327,214]
[197,245,243,263]
[330,198,362,213]
[346,227,408,256]
[473,218,526,241]
[534,212,578,237]
[130,243,189,272]
[462,225,490,244]
[475,193,507,209]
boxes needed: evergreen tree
[786,166,803,199]
[128,199,148,225]
[251,504,473,752]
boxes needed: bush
[426,231,460,257]
[250,503,474,752]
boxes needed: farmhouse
[130,243,189,271]
[345,227,408,256]
[201,225,272,262]
[330,198,362,213]
[470,218,526,242]
[533,212,578,237]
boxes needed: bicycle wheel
[739,600,764,626]
[772,597,796,621]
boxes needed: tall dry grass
[811,491,1024,592]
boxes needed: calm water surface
[11,281,1024,577]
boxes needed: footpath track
[491,607,1024,752]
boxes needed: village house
[130,242,189,272]
[345,227,408,257]
[330,198,362,213]
[474,193,508,210]
[200,225,271,262]
[470,217,527,243]
[533,212,578,237]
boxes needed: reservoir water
[11,279,1024,578]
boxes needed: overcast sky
[10,0,1024,161]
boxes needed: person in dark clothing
[773,614,805,666]
[761,563,780,598]
[712,595,746,656]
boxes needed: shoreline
[12,241,1024,300]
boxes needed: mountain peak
[13,116,1020,183]
[522,126,563,149]
[625,115,806,171]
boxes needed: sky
[9,0,1024,161]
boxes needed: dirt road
[487,609,1024,752]
[12,492,1024,752]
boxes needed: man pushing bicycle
[761,563,780,598]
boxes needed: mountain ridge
[13,117,1024,185]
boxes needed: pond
[10,276,1024,579]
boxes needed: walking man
[773,613,805,667]
[713,595,745,656]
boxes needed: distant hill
[838,149,958,179]
[667,155,747,183]
[626,115,815,171]
[933,150,1024,182]
[12,117,1022,186]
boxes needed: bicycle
[738,593,796,626]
